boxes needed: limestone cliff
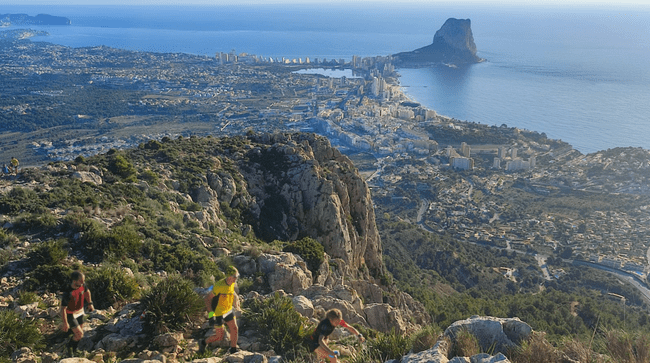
[392,18,483,67]
[241,133,384,278]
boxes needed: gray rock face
[399,315,526,363]
[392,18,483,67]
[444,316,532,356]
[432,18,477,56]
[242,133,383,277]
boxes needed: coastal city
[2,32,650,298]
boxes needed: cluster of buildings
[5,40,650,290]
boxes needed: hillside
[0,132,434,362]
[2,133,650,363]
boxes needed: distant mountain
[392,18,484,67]
[0,13,71,26]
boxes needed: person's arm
[85,288,94,312]
[204,292,215,312]
[233,292,240,311]
[341,320,365,342]
[60,305,69,332]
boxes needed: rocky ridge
[0,133,430,361]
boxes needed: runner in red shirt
[60,271,93,356]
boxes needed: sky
[3,0,649,5]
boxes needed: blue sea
[3,3,649,154]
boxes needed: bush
[510,331,562,363]
[141,275,204,334]
[366,328,413,361]
[104,223,143,259]
[411,324,441,353]
[0,310,43,358]
[86,266,141,309]
[17,211,58,231]
[109,154,137,181]
[24,264,74,292]
[449,329,480,358]
[282,237,324,278]
[0,228,18,248]
[244,292,309,357]
[16,291,39,306]
[27,239,68,267]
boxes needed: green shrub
[366,328,413,361]
[282,237,324,278]
[86,266,141,309]
[140,169,160,184]
[0,249,13,268]
[14,211,58,232]
[104,223,143,259]
[411,324,441,353]
[141,275,204,334]
[110,154,137,180]
[0,187,43,215]
[16,291,39,306]
[180,200,202,212]
[27,239,68,267]
[243,292,309,357]
[24,265,74,292]
[0,228,18,248]
[0,310,43,358]
[450,329,480,358]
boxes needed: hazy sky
[3,0,649,5]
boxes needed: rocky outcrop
[444,316,532,355]
[399,316,531,363]
[392,18,483,67]
[242,133,383,278]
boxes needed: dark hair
[326,308,342,321]
[71,270,84,282]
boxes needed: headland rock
[392,18,483,67]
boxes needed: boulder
[363,303,410,334]
[292,295,314,318]
[444,316,532,356]
[97,333,130,352]
[71,171,103,185]
[153,331,184,353]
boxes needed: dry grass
[450,329,480,358]
[602,329,650,363]
[509,332,561,363]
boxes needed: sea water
[2,3,649,154]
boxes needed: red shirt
[61,284,87,313]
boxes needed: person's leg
[225,317,238,352]
[314,347,338,363]
[205,315,225,345]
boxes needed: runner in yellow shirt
[199,266,240,354]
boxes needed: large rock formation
[392,18,483,67]
[241,133,384,278]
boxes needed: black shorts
[214,311,235,326]
[305,336,320,352]
[67,313,84,328]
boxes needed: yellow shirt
[212,278,235,316]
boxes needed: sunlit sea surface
[3,3,649,154]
